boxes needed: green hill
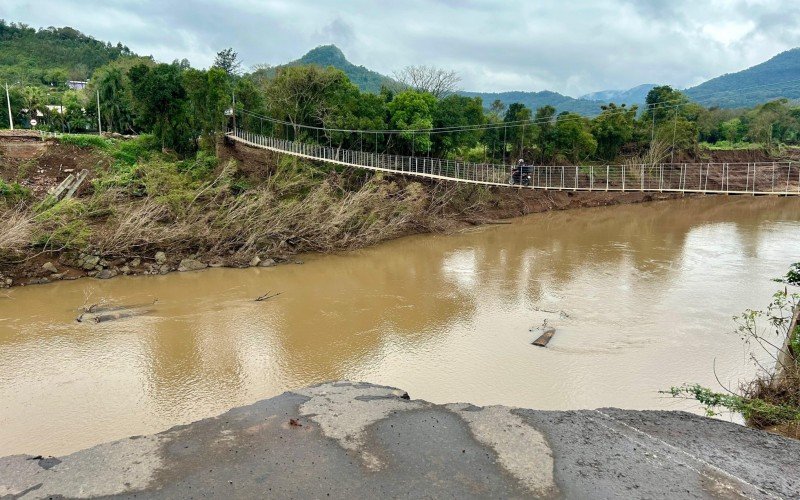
[685,48,800,107]
[281,45,395,93]
[0,20,134,85]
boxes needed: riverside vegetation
[0,132,494,285]
[668,264,800,438]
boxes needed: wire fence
[229,129,800,195]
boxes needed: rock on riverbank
[1,381,798,498]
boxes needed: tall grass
[0,209,33,252]
[0,135,484,261]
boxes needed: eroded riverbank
[2,196,799,457]
[0,188,679,289]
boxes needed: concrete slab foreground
[1,381,798,499]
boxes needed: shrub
[111,134,158,166]
[0,179,31,203]
[33,198,91,250]
[666,284,799,433]
[59,134,112,149]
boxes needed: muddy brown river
[1,196,799,457]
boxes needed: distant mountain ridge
[580,84,658,106]
[685,48,800,107]
[458,90,605,116]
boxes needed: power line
[239,76,800,136]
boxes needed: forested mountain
[581,84,658,106]
[459,90,605,116]
[685,48,800,108]
[276,45,395,93]
[0,20,135,85]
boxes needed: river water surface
[2,196,799,456]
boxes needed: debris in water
[255,291,283,302]
[532,327,557,347]
[76,299,158,323]
[530,319,557,347]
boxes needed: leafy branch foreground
[667,268,800,434]
[0,135,489,263]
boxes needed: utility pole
[5,83,13,130]
[96,89,102,135]
[232,92,237,132]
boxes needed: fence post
[575,166,578,191]
[640,165,645,191]
[605,165,609,191]
[682,164,686,193]
[772,162,776,193]
[745,163,750,193]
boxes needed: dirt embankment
[677,147,800,164]
[0,131,107,197]
[0,136,680,289]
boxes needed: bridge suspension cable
[226,128,800,196]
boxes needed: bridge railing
[229,129,800,195]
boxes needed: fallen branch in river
[255,291,283,302]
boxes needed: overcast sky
[3,0,799,96]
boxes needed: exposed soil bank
[0,135,687,289]
[1,381,798,498]
[0,189,683,288]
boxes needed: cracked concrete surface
[294,381,425,469]
[0,435,162,498]
[448,403,558,497]
[1,381,798,499]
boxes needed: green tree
[129,62,192,153]
[533,105,557,163]
[503,103,536,161]
[93,65,134,133]
[20,86,45,126]
[432,94,484,156]
[234,76,266,134]
[213,48,242,78]
[61,90,90,132]
[643,85,688,124]
[266,65,352,140]
[184,67,231,149]
[319,82,386,151]
[554,113,597,163]
[592,103,637,160]
[387,90,436,154]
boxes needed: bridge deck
[228,130,800,196]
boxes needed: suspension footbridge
[227,129,800,196]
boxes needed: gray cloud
[1,0,798,96]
